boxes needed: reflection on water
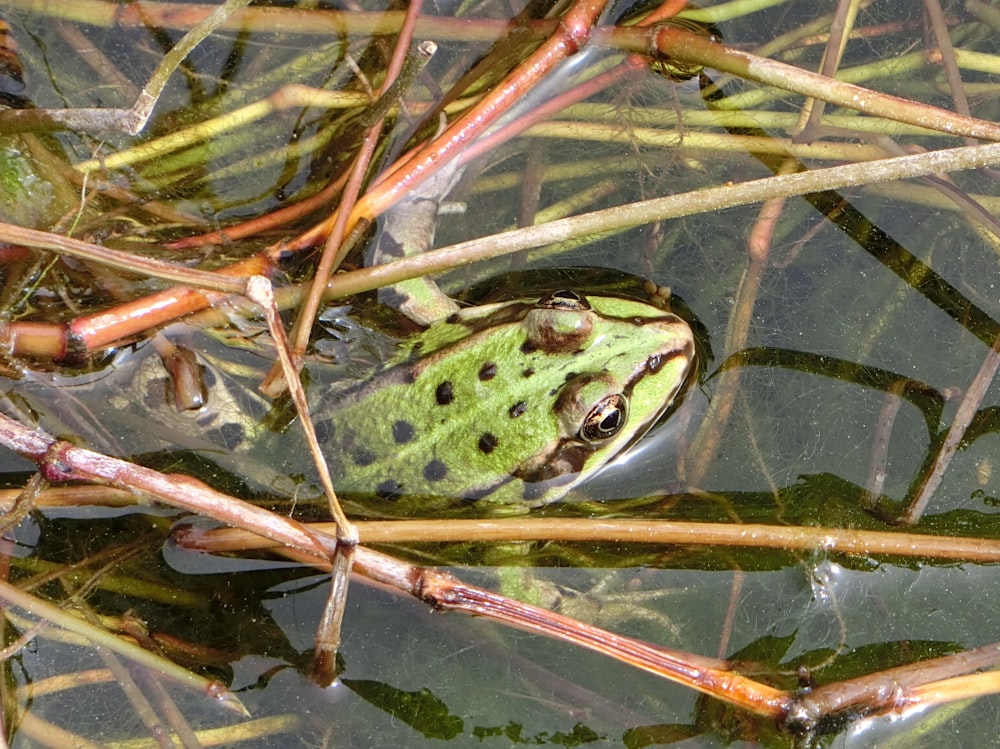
[3,0,1000,745]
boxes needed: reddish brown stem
[343,0,608,232]
[164,170,349,250]
[790,642,1000,730]
[286,0,429,380]
[0,255,273,360]
[458,57,642,169]
[403,559,793,720]
[0,412,335,560]
[3,409,999,730]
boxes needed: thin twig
[902,330,1000,524]
[180,517,1000,563]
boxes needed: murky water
[2,0,1000,746]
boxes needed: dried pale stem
[244,278,354,543]
[903,331,1000,524]
[16,482,1000,565]
[0,578,247,716]
[177,715,301,746]
[319,140,1000,303]
[284,9,434,387]
[609,25,1000,141]
[310,545,354,686]
[0,223,246,293]
[244,276,356,685]
[183,517,1000,563]
[123,0,255,136]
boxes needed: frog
[306,287,695,507]
[268,285,692,507]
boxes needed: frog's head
[507,291,695,504]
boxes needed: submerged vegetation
[1,0,1000,746]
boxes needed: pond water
[2,0,1000,746]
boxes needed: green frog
[308,287,694,506]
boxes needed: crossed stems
[5,411,1000,736]
[3,0,1000,735]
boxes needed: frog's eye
[538,289,590,311]
[580,394,628,444]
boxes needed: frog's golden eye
[537,289,590,311]
[580,394,628,443]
